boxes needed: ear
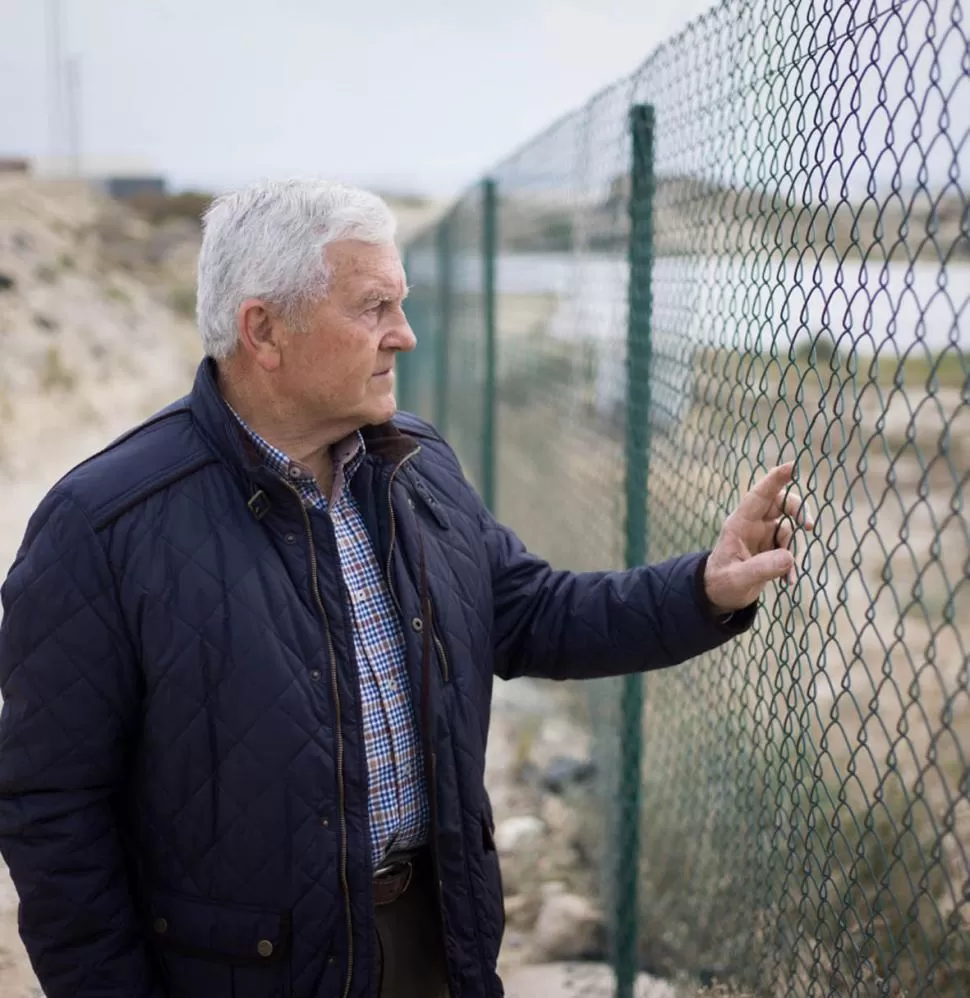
[236,298,283,372]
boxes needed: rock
[502,962,675,998]
[540,755,596,794]
[528,717,591,774]
[494,815,546,854]
[503,894,531,920]
[0,273,14,292]
[538,880,567,900]
[33,314,58,332]
[532,892,602,961]
[539,795,579,840]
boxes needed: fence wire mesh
[400,0,969,995]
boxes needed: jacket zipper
[383,449,452,993]
[284,483,354,998]
[398,474,450,685]
[384,447,420,615]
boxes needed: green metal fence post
[482,178,498,511]
[434,219,452,436]
[616,103,656,998]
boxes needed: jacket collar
[188,357,419,475]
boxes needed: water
[494,252,968,353]
[408,248,967,356]
[401,248,967,422]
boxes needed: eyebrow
[359,284,411,305]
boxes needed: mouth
[372,368,393,378]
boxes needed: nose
[386,316,417,353]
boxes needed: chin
[364,393,398,426]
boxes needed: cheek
[324,332,379,396]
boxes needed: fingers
[750,462,795,503]
[781,489,815,531]
[738,462,795,520]
[774,518,794,550]
[743,463,817,532]
[772,519,798,585]
[731,547,796,593]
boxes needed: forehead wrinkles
[329,244,404,297]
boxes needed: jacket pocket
[476,802,507,998]
[431,615,451,684]
[148,890,293,998]
[479,802,506,942]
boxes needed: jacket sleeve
[0,491,164,997]
[480,506,757,682]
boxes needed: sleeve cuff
[694,552,759,633]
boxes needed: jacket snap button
[309,669,322,681]
[411,617,423,632]
[283,532,296,544]
[153,917,168,934]
[257,939,274,958]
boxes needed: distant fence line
[400,1,969,996]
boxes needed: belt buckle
[374,855,413,882]
[373,855,414,907]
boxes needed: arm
[482,506,756,682]
[0,492,164,997]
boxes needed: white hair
[195,178,398,359]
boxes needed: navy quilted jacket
[0,359,754,998]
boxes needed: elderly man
[0,179,809,998]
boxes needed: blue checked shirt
[228,406,430,865]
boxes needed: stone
[539,794,575,836]
[32,314,58,333]
[532,892,602,961]
[528,717,592,774]
[502,962,676,998]
[494,815,546,854]
[538,880,567,901]
[540,755,596,794]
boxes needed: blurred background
[1,1,968,997]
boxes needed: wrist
[696,553,737,623]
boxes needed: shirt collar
[224,401,365,487]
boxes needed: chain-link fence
[399,0,969,995]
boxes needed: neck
[217,368,347,488]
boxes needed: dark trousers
[373,849,450,998]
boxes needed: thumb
[735,548,794,589]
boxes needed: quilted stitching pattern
[0,360,754,998]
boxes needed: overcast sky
[0,0,717,197]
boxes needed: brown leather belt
[372,848,423,907]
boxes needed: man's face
[277,240,415,432]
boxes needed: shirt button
[287,466,302,480]
[309,669,322,681]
